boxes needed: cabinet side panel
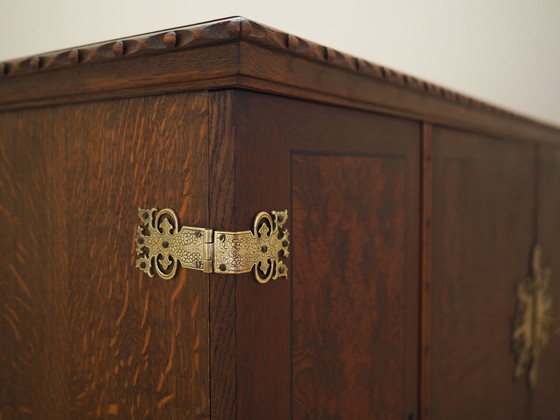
[532,145,560,419]
[292,154,407,419]
[431,128,534,420]
[235,90,420,420]
[0,93,210,419]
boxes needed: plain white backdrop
[0,0,559,125]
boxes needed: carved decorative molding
[0,18,241,77]
[0,17,537,125]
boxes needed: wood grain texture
[292,154,408,419]
[430,127,535,420]
[1,17,559,145]
[208,90,237,420]
[0,43,239,113]
[531,145,560,420]
[234,90,420,420]
[0,93,210,419]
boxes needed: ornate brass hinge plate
[513,244,560,389]
[135,208,290,283]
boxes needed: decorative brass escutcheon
[513,244,560,389]
[135,208,290,283]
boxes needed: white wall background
[1,0,559,126]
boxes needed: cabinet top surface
[1,16,559,142]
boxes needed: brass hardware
[135,208,290,283]
[513,245,560,389]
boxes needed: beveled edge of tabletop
[1,16,559,143]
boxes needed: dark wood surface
[208,90,237,420]
[0,93,210,419]
[291,154,408,419]
[420,123,433,419]
[233,90,420,419]
[1,17,559,145]
[532,145,560,420]
[430,127,535,420]
[237,41,558,145]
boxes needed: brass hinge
[135,208,290,283]
[513,244,560,389]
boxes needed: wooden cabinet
[1,17,559,420]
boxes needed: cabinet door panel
[292,153,407,419]
[532,145,560,420]
[234,91,420,420]
[0,93,210,419]
[431,128,534,419]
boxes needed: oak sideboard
[1,17,559,420]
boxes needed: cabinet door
[231,90,421,420]
[430,128,535,419]
[532,145,560,419]
[0,94,210,419]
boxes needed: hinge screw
[219,234,226,241]
[219,264,227,271]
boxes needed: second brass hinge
[135,208,290,283]
[513,244,560,389]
